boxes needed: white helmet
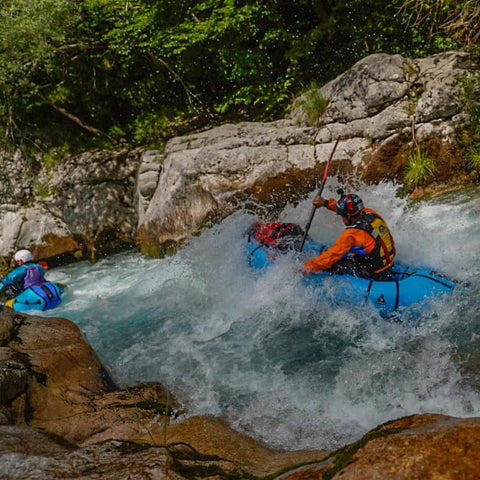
[14,249,33,265]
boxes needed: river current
[45,181,480,451]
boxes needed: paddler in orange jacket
[303,193,396,280]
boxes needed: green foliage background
[0,0,470,155]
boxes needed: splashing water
[45,182,480,451]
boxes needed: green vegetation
[467,145,480,170]
[141,239,180,259]
[261,418,409,480]
[123,396,175,446]
[407,94,420,116]
[32,180,51,200]
[293,82,329,126]
[0,0,471,158]
[404,145,436,187]
[459,73,480,170]
[320,421,407,480]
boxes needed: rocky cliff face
[0,51,477,263]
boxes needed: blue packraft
[245,223,465,318]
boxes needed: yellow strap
[57,282,70,294]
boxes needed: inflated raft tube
[4,282,68,312]
[245,226,465,318]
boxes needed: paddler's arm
[303,229,357,274]
[312,195,337,213]
[0,265,27,288]
[313,196,338,212]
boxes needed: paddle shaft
[298,138,339,252]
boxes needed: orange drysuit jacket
[303,199,392,274]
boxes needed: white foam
[43,183,480,450]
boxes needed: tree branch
[37,92,115,141]
[145,51,212,116]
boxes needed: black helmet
[336,194,364,218]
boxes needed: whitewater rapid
[45,181,480,451]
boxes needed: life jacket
[26,283,62,311]
[23,264,45,288]
[248,222,305,251]
[348,212,396,273]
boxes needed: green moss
[117,440,152,454]
[172,463,249,480]
[459,74,480,166]
[261,457,329,480]
[33,180,51,200]
[403,61,417,78]
[133,399,175,417]
[321,422,407,480]
[140,240,180,258]
[32,427,79,450]
[42,146,71,171]
[169,443,222,462]
[407,96,419,116]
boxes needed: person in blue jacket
[0,249,46,299]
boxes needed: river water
[45,181,480,451]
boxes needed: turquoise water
[45,182,480,451]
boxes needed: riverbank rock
[279,414,480,480]
[43,148,143,257]
[0,425,247,480]
[0,148,144,266]
[0,51,478,261]
[0,307,173,444]
[0,424,271,480]
[1,309,480,479]
[2,413,479,480]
